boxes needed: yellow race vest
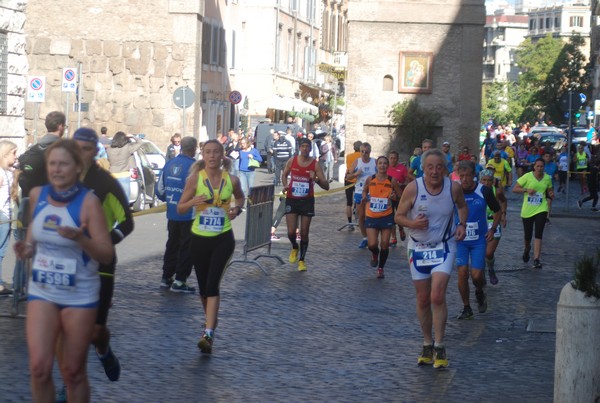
[191,170,234,237]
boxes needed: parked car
[537,133,568,152]
[529,125,560,137]
[563,127,589,144]
[123,138,158,211]
[139,140,166,178]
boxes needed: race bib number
[487,221,501,238]
[578,159,586,167]
[464,222,479,241]
[291,181,309,197]
[32,254,77,287]
[199,207,225,232]
[369,197,388,213]
[412,242,447,274]
[527,192,543,206]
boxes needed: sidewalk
[0,169,598,402]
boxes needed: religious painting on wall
[398,52,433,94]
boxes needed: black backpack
[18,143,49,197]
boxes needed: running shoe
[270,234,280,241]
[522,246,531,263]
[160,277,173,289]
[170,281,196,293]
[198,334,213,354]
[456,306,474,320]
[433,346,449,369]
[289,248,299,263]
[592,207,599,212]
[489,268,499,285]
[577,200,583,209]
[399,228,406,241]
[390,238,398,247]
[296,230,301,241]
[298,261,307,272]
[348,225,355,232]
[0,284,12,296]
[358,239,368,249]
[475,290,488,313]
[98,346,121,381]
[376,268,385,279]
[370,253,378,267]
[533,259,542,269]
[55,384,67,403]
[417,344,434,366]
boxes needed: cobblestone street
[0,172,598,402]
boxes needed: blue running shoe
[358,239,368,249]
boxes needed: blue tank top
[459,183,488,245]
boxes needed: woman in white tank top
[14,139,113,403]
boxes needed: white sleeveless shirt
[408,177,456,246]
[354,158,377,195]
[28,186,100,306]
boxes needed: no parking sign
[61,68,77,92]
[27,76,46,103]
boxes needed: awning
[267,95,318,115]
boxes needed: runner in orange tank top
[361,156,403,279]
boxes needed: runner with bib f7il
[395,149,467,369]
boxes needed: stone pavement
[0,169,598,402]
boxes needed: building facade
[23,0,204,146]
[526,2,591,56]
[21,0,348,146]
[345,0,486,158]
[483,13,528,83]
[0,2,28,144]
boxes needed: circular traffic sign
[173,86,195,109]
[229,90,242,105]
[64,69,75,81]
[30,78,43,90]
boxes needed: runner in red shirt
[282,138,330,271]
[386,151,409,246]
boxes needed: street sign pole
[77,62,83,130]
[65,92,70,137]
[33,103,39,144]
[182,87,187,136]
[173,86,196,136]
[566,91,573,210]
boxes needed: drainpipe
[275,0,280,70]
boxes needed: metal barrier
[228,185,284,274]
[1,198,30,319]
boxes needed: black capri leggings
[345,181,355,207]
[190,230,235,298]
[522,212,548,242]
[96,256,117,326]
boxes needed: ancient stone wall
[24,0,203,148]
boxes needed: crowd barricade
[228,184,283,275]
[0,198,30,319]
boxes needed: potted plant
[554,250,600,402]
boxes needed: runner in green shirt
[513,158,554,269]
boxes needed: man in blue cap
[73,127,134,382]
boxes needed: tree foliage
[483,34,590,125]
[388,99,441,151]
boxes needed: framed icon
[399,52,433,93]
